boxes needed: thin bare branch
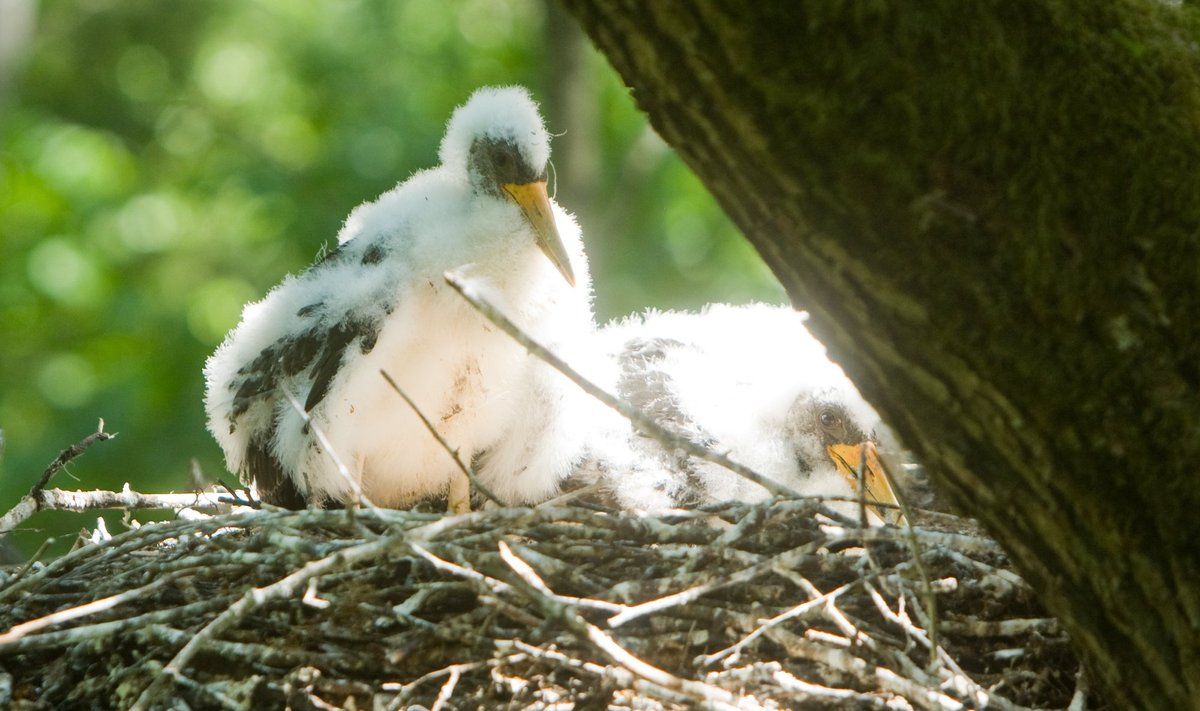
[1,420,118,536]
[379,369,506,507]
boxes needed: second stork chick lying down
[204,86,594,511]
[569,303,903,523]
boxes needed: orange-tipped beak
[827,441,903,525]
[502,180,576,287]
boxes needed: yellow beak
[826,441,903,525]
[501,180,576,287]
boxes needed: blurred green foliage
[0,0,783,557]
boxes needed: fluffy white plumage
[567,303,898,519]
[204,86,592,509]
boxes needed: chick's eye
[494,151,515,170]
[818,410,840,428]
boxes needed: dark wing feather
[244,431,307,509]
[307,321,362,410]
[227,316,382,431]
[222,244,391,507]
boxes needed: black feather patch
[361,244,386,265]
[296,302,323,317]
[244,431,307,509]
[303,319,380,412]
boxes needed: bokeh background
[0,0,784,557]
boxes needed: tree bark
[558,1,1200,708]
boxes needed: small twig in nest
[129,532,400,710]
[380,369,506,508]
[281,390,380,514]
[497,540,769,711]
[0,419,116,536]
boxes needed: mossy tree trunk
[559,1,1200,708]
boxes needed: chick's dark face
[465,135,576,287]
[468,137,544,197]
[814,404,869,447]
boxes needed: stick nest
[0,498,1085,710]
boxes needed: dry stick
[504,639,697,708]
[6,537,54,586]
[428,666,462,711]
[696,580,855,668]
[1067,667,1089,711]
[383,656,526,711]
[496,540,768,711]
[766,628,964,711]
[878,451,941,668]
[130,506,512,707]
[0,598,231,655]
[128,533,398,711]
[0,569,192,646]
[0,511,275,605]
[281,391,381,514]
[409,542,513,594]
[5,487,237,522]
[502,540,626,615]
[864,583,1027,711]
[379,369,506,507]
[142,659,243,711]
[607,534,835,628]
[0,419,116,536]
[443,270,797,499]
[32,419,114,495]
[781,570,876,652]
[707,662,889,708]
[509,638,765,711]
[764,666,890,708]
[937,616,1060,638]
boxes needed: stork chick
[569,303,902,523]
[204,86,592,511]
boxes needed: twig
[32,419,115,496]
[877,450,942,668]
[938,617,1061,638]
[444,270,797,498]
[409,542,513,594]
[502,540,626,614]
[1,420,116,536]
[708,662,890,708]
[6,537,54,585]
[280,389,380,513]
[383,659,508,711]
[865,582,1026,711]
[380,369,506,507]
[2,486,242,536]
[129,533,399,711]
[1067,666,1089,711]
[697,580,855,668]
[141,659,242,711]
[429,665,462,711]
[496,540,767,711]
[0,569,191,646]
[608,535,836,628]
[0,598,231,655]
[765,627,965,711]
